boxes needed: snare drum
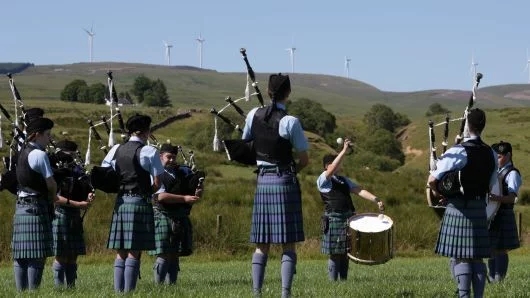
[348,213,394,265]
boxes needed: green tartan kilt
[107,195,155,251]
[12,203,53,259]
[321,212,353,255]
[149,209,193,256]
[52,207,86,256]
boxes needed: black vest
[460,138,495,197]
[115,141,151,194]
[155,165,194,214]
[320,176,355,213]
[16,143,48,195]
[499,164,519,196]
[251,106,293,165]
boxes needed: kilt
[489,206,520,250]
[107,194,155,251]
[435,198,490,259]
[149,208,193,256]
[52,206,86,256]
[321,211,353,255]
[11,200,53,259]
[250,169,304,244]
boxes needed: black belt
[256,165,294,175]
[16,196,46,205]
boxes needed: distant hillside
[2,62,530,118]
[0,63,34,75]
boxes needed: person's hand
[376,199,385,211]
[184,195,199,204]
[342,139,352,153]
[87,192,95,203]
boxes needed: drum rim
[347,253,392,266]
[348,212,394,225]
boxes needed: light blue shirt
[499,162,522,196]
[317,172,358,193]
[101,136,164,178]
[18,142,54,196]
[431,136,499,190]
[242,103,309,166]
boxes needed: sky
[2,0,530,92]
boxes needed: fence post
[216,214,222,237]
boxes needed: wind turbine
[470,52,478,81]
[524,48,530,84]
[286,46,296,73]
[83,24,95,62]
[163,40,173,66]
[344,57,351,78]
[196,33,205,68]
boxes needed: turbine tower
[470,52,478,81]
[163,40,173,66]
[196,33,205,68]
[523,49,530,84]
[83,24,95,62]
[344,57,351,78]
[286,46,296,73]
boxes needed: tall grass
[0,257,530,297]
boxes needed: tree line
[60,75,171,107]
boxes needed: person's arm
[157,192,199,204]
[351,185,384,210]
[295,151,308,173]
[286,117,309,172]
[490,170,522,204]
[323,139,351,179]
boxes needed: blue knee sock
[165,259,179,285]
[328,258,339,281]
[454,262,472,298]
[252,252,268,294]
[114,259,125,292]
[14,259,28,291]
[472,262,487,298]
[65,264,77,287]
[495,252,508,282]
[27,259,45,290]
[154,257,169,284]
[281,251,296,298]
[450,258,457,281]
[53,262,65,287]
[339,255,349,280]
[124,258,140,292]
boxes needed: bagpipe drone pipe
[210,48,265,165]
[426,72,483,219]
[84,71,199,193]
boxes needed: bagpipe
[0,74,94,199]
[84,72,199,193]
[426,72,500,220]
[210,48,265,165]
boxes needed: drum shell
[347,213,394,265]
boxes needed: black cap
[467,108,486,132]
[56,139,78,152]
[126,113,152,133]
[268,73,291,98]
[322,154,337,168]
[492,141,512,155]
[160,143,178,155]
[26,117,54,135]
[24,107,44,123]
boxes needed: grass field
[0,256,529,297]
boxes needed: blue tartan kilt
[11,202,53,259]
[107,194,155,251]
[435,198,490,259]
[250,169,305,244]
[321,212,353,255]
[52,207,86,256]
[149,208,193,256]
[489,207,520,250]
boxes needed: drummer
[317,139,384,281]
